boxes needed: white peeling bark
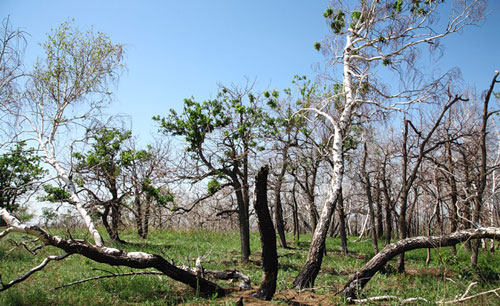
[41,139,103,247]
[293,31,357,289]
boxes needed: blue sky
[2,0,499,143]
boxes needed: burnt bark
[339,227,500,300]
[445,139,459,254]
[292,145,343,290]
[361,142,379,254]
[233,178,251,263]
[471,71,498,266]
[252,166,278,300]
[273,157,288,248]
[374,179,384,239]
[337,188,348,255]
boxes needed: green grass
[1,228,500,305]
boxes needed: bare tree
[292,0,486,289]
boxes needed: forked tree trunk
[252,166,278,300]
[339,227,500,300]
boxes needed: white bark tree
[293,0,486,289]
[1,20,125,245]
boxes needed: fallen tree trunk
[252,166,279,300]
[0,208,225,297]
[339,227,500,300]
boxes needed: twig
[352,295,430,304]
[439,285,500,304]
[461,281,478,299]
[50,271,163,291]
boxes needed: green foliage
[0,142,45,212]
[330,10,345,34]
[73,128,139,181]
[32,20,124,110]
[313,41,321,51]
[393,0,404,13]
[154,96,233,152]
[350,11,363,28]
[323,7,334,18]
[155,88,266,164]
[207,179,221,195]
[41,207,58,226]
[142,178,174,206]
[38,185,72,203]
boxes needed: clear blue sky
[2,0,499,143]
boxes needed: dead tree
[252,166,279,300]
[339,227,500,300]
[0,208,226,297]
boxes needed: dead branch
[0,253,70,291]
[438,282,500,304]
[339,227,500,300]
[182,256,251,290]
[50,271,163,291]
[352,295,429,304]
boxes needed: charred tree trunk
[338,188,348,255]
[339,227,500,300]
[143,194,152,239]
[375,179,384,240]
[397,119,410,273]
[233,178,251,263]
[445,140,459,254]
[291,176,300,242]
[382,170,393,246]
[471,72,498,266]
[273,155,289,248]
[362,142,379,254]
[252,166,278,300]
[110,203,121,242]
[134,186,144,238]
[101,206,114,240]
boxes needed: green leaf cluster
[0,142,45,212]
[323,7,345,34]
[38,185,71,203]
[142,178,174,206]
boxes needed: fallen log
[339,227,500,300]
[0,208,225,297]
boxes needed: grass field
[1,228,499,305]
